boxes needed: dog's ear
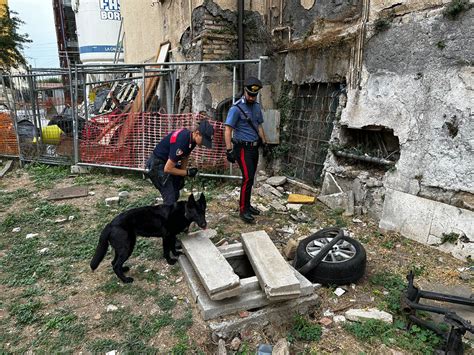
[187,193,196,206]
[157,205,171,219]
[199,193,206,209]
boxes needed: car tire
[294,227,366,285]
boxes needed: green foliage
[151,312,174,331]
[44,309,77,331]
[0,188,30,210]
[344,320,443,354]
[374,18,391,33]
[328,208,347,227]
[288,314,322,342]
[436,41,446,49]
[273,81,296,159]
[173,310,193,335]
[444,0,470,19]
[157,294,177,311]
[441,232,459,244]
[25,163,70,188]
[34,200,79,219]
[369,272,405,314]
[87,339,121,353]
[0,5,32,69]
[9,300,43,325]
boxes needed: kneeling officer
[146,121,214,205]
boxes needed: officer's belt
[232,139,259,147]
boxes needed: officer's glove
[226,149,236,163]
[187,167,198,178]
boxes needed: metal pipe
[84,74,168,86]
[198,172,242,180]
[77,162,146,172]
[237,0,245,87]
[333,150,395,166]
[69,63,78,164]
[232,66,237,104]
[76,59,261,67]
[141,67,146,112]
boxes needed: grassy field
[0,163,472,354]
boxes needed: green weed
[25,163,70,188]
[441,232,459,244]
[444,0,470,19]
[0,188,30,209]
[151,312,174,332]
[374,18,391,33]
[86,339,121,353]
[288,314,322,342]
[9,299,43,325]
[157,294,177,311]
[44,309,77,331]
[173,310,193,335]
[369,272,405,314]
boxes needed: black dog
[90,193,207,283]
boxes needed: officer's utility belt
[232,139,259,147]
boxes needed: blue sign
[80,45,124,54]
[99,0,121,20]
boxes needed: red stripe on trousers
[240,147,249,213]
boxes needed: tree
[0,5,32,70]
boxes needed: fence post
[70,63,78,164]
[1,74,22,163]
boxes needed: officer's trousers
[235,144,259,214]
[146,154,184,205]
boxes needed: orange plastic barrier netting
[0,113,19,156]
[80,112,228,170]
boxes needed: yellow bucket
[41,125,64,145]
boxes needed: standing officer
[225,77,267,223]
[146,120,214,205]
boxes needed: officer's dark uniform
[146,128,196,205]
[225,77,264,222]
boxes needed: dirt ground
[0,162,472,354]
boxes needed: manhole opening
[225,255,256,279]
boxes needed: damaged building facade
[121,0,473,260]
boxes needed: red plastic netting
[0,112,19,156]
[80,112,228,170]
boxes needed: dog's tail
[90,224,111,270]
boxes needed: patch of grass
[288,314,322,342]
[151,312,174,332]
[43,309,77,331]
[123,194,157,209]
[135,238,163,260]
[444,0,470,19]
[87,339,121,353]
[369,272,406,314]
[34,200,79,219]
[1,238,53,286]
[344,320,443,353]
[328,208,347,228]
[0,188,31,210]
[25,163,70,188]
[173,310,193,335]
[9,299,43,325]
[157,294,177,311]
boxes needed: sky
[9,0,60,68]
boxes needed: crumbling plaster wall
[323,1,473,259]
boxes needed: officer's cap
[243,76,262,97]
[198,120,214,148]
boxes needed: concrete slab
[317,191,354,216]
[209,293,320,340]
[181,231,240,300]
[379,189,474,259]
[179,255,269,320]
[219,242,316,297]
[47,186,89,201]
[241,231,301,300]
[321,172,343,195]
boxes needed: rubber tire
[294,227,366,286]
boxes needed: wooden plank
[47,186,89,201]
[241,230,301,301]
[181,230,241,299]
[0,160,13,178]
[287,193,316,204]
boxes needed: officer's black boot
[248,205,260,215]
[240,211,255,223]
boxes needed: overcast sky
[9,0,60,68]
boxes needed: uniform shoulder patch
[176,148,184,156]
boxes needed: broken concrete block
[0,160,13,178]
[255,203,270,213]
[218,339,227,355]
[286,203,302,211]
[270,201,287,212]
[12,227,21,233]
[345,308,393,324]
[261,184,283,198]
[321,172,343,195]
[287,194,315,204]
[283,238,298,260]
[181,230,240,300]
[318,191,354,216]
[241,231,301,301]
[266,176,287,187]
[118,191,130,199]
[26,233,38,239]
[333,315,347,323]
[272,338,290,355]
[70,165,91,174]
[105,196,120,207]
